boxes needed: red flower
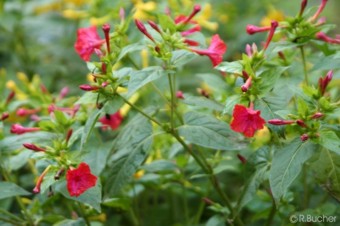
[74,26,105,61]
[99,111,123,130]
[66,162,97,197]
[230,104,265,137]
[191,34,227,66]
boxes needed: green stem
[0,165,34,226]
[265,199,277,226]
[118,94,162,127]
[302,164,309,209]
[77,203,90,226]
[167,73,175,129]
[299,46,308,85]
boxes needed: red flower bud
[102,24,111,54]
[184,39,200,46]
[241,76,252,92]
[310,0,328,22]
[237,154,247,165]
[23,143,46,152]
[181,4,201,25]
[79,84,100,91]
[66,129,73,143]
[135,19,155,42]
[1,112,9,121]
[5,91,15,105]
[268,119,295,125]
[300,133,309,142]
[311,112,324,119]
[33,167,51,194]
[296,119,307,128]
[264,21,279,50]
[176,91,184,99]
[10,124,40,135]
[299,0,308,17]
[16,108,40,117]
[246,25,271,35]
[316,32,340,44]
[59,87,69,100]
[148,20,161,33]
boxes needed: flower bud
[268,119,295,125]
[23,143,46,152]
[311,112,324,119]
[296,119,307,128]
[11,124,40,135]
[176,91,184,99]
[79,84,100,91]
[300,133,309,142]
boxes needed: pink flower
[241,77,252,92]
[230,104,265,137]
[176,91,184,99]
[191,34,227,67]
[74,26,105,61]
[16,108,40,117]
[310,0,328,22]
[79,84,100,91]
[135,19,155,42]
[318,70,333,95]
[99,112,123,130]
[66,162,97,197]
[316,32,340,44]
[300,134,309,142]
[10,124,40,135]
[311,112,324,119]
[263,21,279,50]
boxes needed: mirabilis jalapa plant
[0,0,339,225]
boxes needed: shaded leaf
[0,182,30,199]
[181,95,224,111]
[269,138,316,204]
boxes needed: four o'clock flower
[16,107,40,117]
[66,162,97,197]
[190,34,227,67]
[102,24,111,54]
[299,0,308,17]
[99,111,123,130]
[11,124,40,135]
[316,32,340,44]
[135,19,155,42]
[74,26,105,61]
[79,84,100,91]
[318,70,333,95]
[23,143,46,152]
[33,166,51,194]
[263,21,279,50]
[230,104,265,137]
[309,0,328,22]
[268,119,295,125]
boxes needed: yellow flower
[260,7,284,27]
[17,72,29,84]
[90,14,112,26]
[140,49,149,68]
[89,213,107,222]
[63,0,88,7]
[133,170,145,179]
[196,4,218,31]
[34,2,61,15]
[132,0,156,20]
[6,80,27,100]
[62,9,88,20]
[120,93,140,117]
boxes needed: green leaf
[311,149,340,202]
[117,42,145,62]
[269,138,317,204]
[55,180,102,212]
[80,109,102,151]
[53,218,86,226]
[102,198,131,210]
[40,167,59,194]
[158,14,176,33]
[237,147,272,211]
[223,95,241,115]
[53,110,70,127]
[178,111,243,151]
[83,141,112,175]
[0,182,30,199]
[127,66,165,96]
[258,66,289,95]
[103,98,124,113]
[105,113,154,196]
[312,53,340,71]
[141,160,178,173]
[0,132,58,152]
[170,50,197,67]
[181,95,224,111]
[319,131,340,154]
[215,61,243,75]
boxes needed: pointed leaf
[269,138,316,204]
[0,182,30,199]
[178,111,243,151]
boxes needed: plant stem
[265,198,277,226]
[118,94,162,127]
[302,164,309,209]
[77,203,91,226]
[0,165,34,226]
[299,46,308,85]
[167,73,175,129]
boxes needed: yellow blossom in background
[90,14,112,26]
[133,169,145,179]
[6,80,27,100]
[62,9,88,20]
[260,7,284,27]
[196,4,218,31]
[34,2,61,14]
[120,93,139,117]
[89,213,107,222]
[64,0,89,7]
[132,0,156,20]
[16,72,29,84]
[252,126,271,149]
[140,49,149,68]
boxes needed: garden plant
[0,0,340,225]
